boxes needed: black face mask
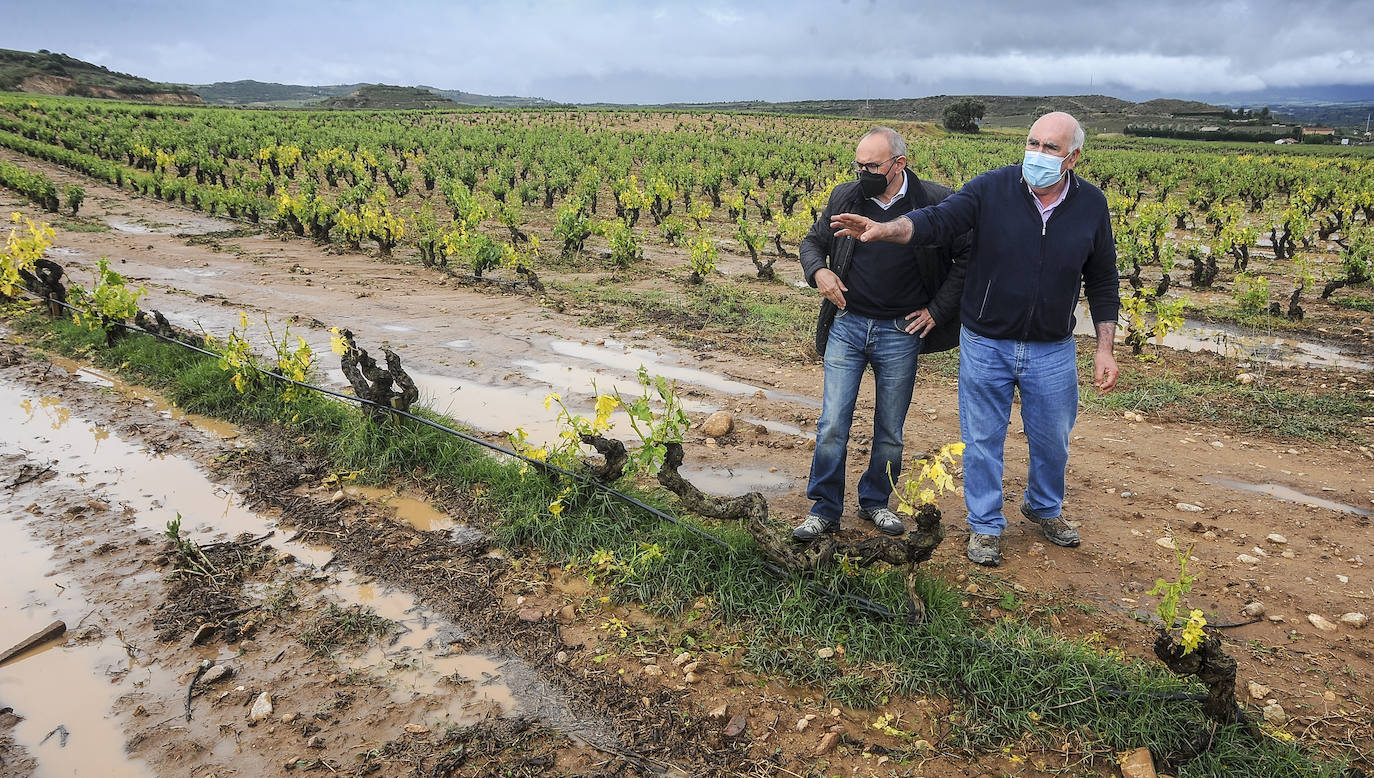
[857,168,889,198]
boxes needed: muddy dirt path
[2,149,1374,763]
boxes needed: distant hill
[318,85,459,110]
[0,48,200,104]
[633,94,1231,131]
[418,86,558,108]
[1247,101,1373,131]
[192,80,557,109]
[193,80,363,106]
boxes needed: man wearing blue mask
[792,127,969,542]
[830,112,1120,567]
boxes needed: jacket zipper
[1025,175,1078,338]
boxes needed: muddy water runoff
[0,378,612,775]
[1073,304,1371,371]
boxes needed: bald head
[1028,112,1085,154]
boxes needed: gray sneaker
[857,506,905,536]
[1020,503,1081,547]
[792,514,839,541]
[967,533,1002,567]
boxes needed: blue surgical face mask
[1022,149,1067,188]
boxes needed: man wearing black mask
[793,127,969,541]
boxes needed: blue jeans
[806,311,923,521]
[958,326,1079,536]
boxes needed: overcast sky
[5,0,1373,103]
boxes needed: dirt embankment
[17,74,202,104]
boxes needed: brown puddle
[1210,477,1373,516]
[343,485,456,532]
[678,464,794,495]
[0,462,168,778]
[548,338,820,406]
[104,214,234,236]
[325,574,519,724]
[321,573,611,744]
[378,370,804,482]
[1,381,329,565]
[49,356,242,440]
[1073,304,1371,371]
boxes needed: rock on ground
[248,692,273,723]
[1308,614,1338,632]
[700,411,734,438]
[1119,746,1157,778]
[1263,702,1288,726]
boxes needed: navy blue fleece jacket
[903,165,1119,342]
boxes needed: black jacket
[799,171,970,356]
[903,165,1120,341]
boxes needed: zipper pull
[1042,221,1047,237]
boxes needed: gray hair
[1069,118,1086,152]
[863,126,907,158]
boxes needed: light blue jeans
[958,326,1079,536]
[806,310,923,522]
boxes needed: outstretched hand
[831,213,913,243]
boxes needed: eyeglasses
[852,155,899,174]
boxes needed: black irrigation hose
[14,293,1241,708]
[18,290,902,620]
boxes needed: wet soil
[2,150,1374,773]
[0,346,1015,777]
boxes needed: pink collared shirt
[1029,178,1069,223]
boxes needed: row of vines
[0,95,1371,360]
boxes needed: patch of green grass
[54,217,110,233]
[7,306,1351,775]
[554,276,815,357]
[1183,301,1315,333]
[1334,295,1374,313]
[920,348,959,378]
[1084,371,1369,442]
[826,671,894,710]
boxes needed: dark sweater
[844,188,930,319]
[799,172,971,356]
[902,165,1120,342]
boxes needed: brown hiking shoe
[1021,503,1081,547]
[967,533,1002,567]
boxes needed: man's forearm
[1095,321,1116,352]
[884,215,914,243]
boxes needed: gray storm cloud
[7,0,1372,101]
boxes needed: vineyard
[0,93,1371,343]
[1,93,1373,778]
